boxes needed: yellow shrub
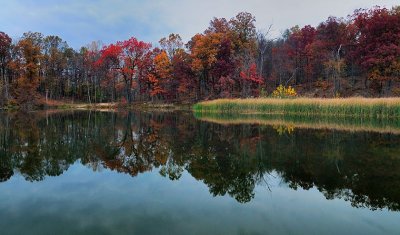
[272,85,297,98]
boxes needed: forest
[0,6,399,109]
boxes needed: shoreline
[0,102,193,112]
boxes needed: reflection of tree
[0,115,13,182]
[0,111,96,181]
[0,111,400,210]
[267,129,400,211]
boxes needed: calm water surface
[0,111,399,235]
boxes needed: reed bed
[193,98,400,118]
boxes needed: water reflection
[0,110,399,210]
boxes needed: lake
[0,110,399,235]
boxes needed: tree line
[0,6,399,108]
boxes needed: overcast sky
[0,0,398,49]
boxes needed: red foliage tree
[99,37,152,103]
[351,7,400,94]
[240,63,264,96]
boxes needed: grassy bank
[193,98,400,118]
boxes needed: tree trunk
[87,79,91,104]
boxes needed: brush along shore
[193,98,400,118]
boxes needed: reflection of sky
[1,0,398,49]
[0,163,399,235]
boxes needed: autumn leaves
[0,6,399,109]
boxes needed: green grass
[193,98,400,118]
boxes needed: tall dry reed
[193,98,400,118]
